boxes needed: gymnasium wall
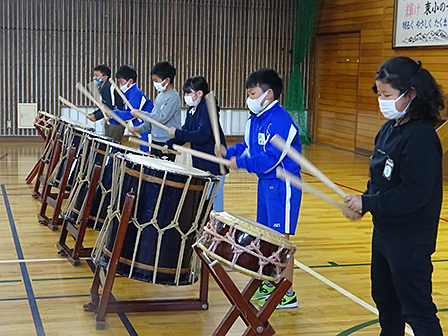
[0,0,296,137]
[313,0,448,153]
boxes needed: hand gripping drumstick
[205,91,226,175]
[58,96,88,117]
[270,134,347,199]
[127,137,181,156]
[76,82,141,138]
[108,79,142,122]
[172,144,232,167]
[276,168,358,217]
[108,79,171,132]
[132,110,171,132]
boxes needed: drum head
[126,154,211,177]
[60,116,94,131]
[214,212,295,250]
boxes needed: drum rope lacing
[92,153,220,286]
[200,211,294,282]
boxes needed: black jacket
[93,80,124,120]
[166,99,228,176]
[362,118,442,243]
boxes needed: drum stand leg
[193,246,290,336]
[38,145,76,231]
[57,164,102,266]
[32,131,59,200]
[26,126,51,184]
[83,192,211,330]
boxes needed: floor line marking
[2,185,45,336]
[0,257,91,264]
[294,259,414,336]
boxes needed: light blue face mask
[93,77,102,86]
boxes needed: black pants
[371,229,442,336]
[151,140,176,162]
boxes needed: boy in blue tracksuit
[108,65,154,151]
[219,68,302,309]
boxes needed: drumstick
[271,134,347,199]
[276,168,357,217]
[132,110,171,132]
[128,137,181,155]
[76,82,141,139]
[205,91,226,175]
[38,111,57,119]
[108,79,142,122]
[172,144,232,167]
[58,96,88,117]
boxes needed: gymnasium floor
[0,140,447,335]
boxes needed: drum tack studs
[256,326,264,333]
[201,303,208,310]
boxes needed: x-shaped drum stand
[194,246,291,336]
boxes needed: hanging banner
[394,0,448,47]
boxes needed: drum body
[49,117,97,189]
[92,154,220,286]
[62,137,148,230]
[197,211,297,282]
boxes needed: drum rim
[59,116,95,131]
[197,242,278,282]
[88,135,145,153]
[213,212,295,250]
[124,153,212,177]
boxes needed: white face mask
[120,81,130,93]
[246,91,269,114]
[184,94,199,107]
[153,80,168,92]
[378,91,411,120]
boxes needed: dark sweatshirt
[362,118,442,243]
[166,98,228,176]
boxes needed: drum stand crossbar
[57,164,102,266]
[38,139,77,231]
[84,192,210,330]
[194,245,291,336]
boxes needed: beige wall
[313,0,448,153]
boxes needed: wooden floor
[1,140,447,336]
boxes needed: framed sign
[394,0,448,47]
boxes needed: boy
[130,61,181,161]
[86,64,125,142]
[218,68,302,308]
[107,65,153,151]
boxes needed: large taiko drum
[92,154,221,286]
[61,136,149,230]
[49,118,115,190]
[196,211,297,282]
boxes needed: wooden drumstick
[205,91,226,175]
[38,111,57,119]
[127,137,181,156]
[172,144,232,167]
[132,110,171,132]
[58,96,88,117]
[276,168,357,217]
[108,79,142,122]
[271,134,347,199]
[76,82,141,138]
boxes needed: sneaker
[251,282,275,301]
[258,291,298,309]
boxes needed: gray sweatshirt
[138,89,182,142]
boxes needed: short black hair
[373,56,444,125]
[116,65,137,83]
[183,76,210,95]
[245,68,283,100]
[151,61,176,83]
[93,64,111,78]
